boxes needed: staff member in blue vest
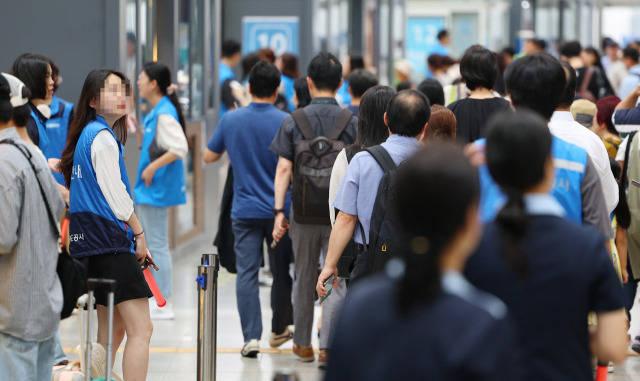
[467,53,612,240]
[135,62,188,320]
[219,39,242,119]
[59,69,153,380]
[11,53,55,158]
[46,59,75,186]
[465,110,627,379]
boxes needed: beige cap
[394,59,413,77]
[570,99,597,128]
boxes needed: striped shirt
[0,127,65,341]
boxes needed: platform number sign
[242,16,300,56]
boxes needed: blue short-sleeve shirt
[333,135,421,244]
[207,102,291,219]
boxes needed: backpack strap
[328,109,354,140]
[291,109,316,140]
[623,131,637,187]
[579,67,595,96]
[365,145,396,173]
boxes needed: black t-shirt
[465,216,625,381]
[576,66,615,101]
[326,274,520,381]
[448,97,511,145]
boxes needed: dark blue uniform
[325,271,520,381]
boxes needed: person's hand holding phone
[316,266,338,298]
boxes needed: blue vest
[31,106,49,157]
[336,79,351,106]
[280,74,296,112]
[219,62,236,118]
[134,96,186,207]
[46,95,74,185]
[478,135,586,223]
[69,116,134,258]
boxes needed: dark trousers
[232,218,294,342]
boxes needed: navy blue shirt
[326,270,520,381]
[465,194,625,381]
[207,102,291,219]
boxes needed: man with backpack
[270,52,357,364]
[316,90,429,306]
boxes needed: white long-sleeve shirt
[155,114,189,159]
[92,130,134,221]
[548,111,619,214]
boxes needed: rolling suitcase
[84,278,117,381]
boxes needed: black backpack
[291,108,353,225]
[351,145,402,280]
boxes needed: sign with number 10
[242,16,300,56]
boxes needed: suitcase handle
[87,278,117,293]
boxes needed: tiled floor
[58,241,640,380]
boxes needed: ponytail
[142,62,187,134]
[167,91,186,133]
[396,237,443,313]
[496,189,529,279]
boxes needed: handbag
[0,139,86,319]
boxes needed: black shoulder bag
[0,139,86,319]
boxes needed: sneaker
[608,362,614,373]
[241,339,260,358]
[269,327,293,348]
[293,344,314,362]
[632,336,640,354]
[149,300,175,320]
[318,349,328,370]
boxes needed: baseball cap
[570,99,597,128]
[0,73,29,108]
[603,38,618,48]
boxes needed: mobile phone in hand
[320,274,335,304]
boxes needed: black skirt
[81,253,153,306]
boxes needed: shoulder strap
[0,139,60,236]
[52,102,66,120]
[580,67,595,94]
[623,131,637,187]
[328,109,354,140]
[365,145,396,172]
[604,139,619,151]
[291,109,316,140]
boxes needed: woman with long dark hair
[278,53,300,112]
[321,85,395,368]
[134,62,188,320]
[59,69,153,380]
[464,110,627,380]
[325,144,518,380]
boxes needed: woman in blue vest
[135,62,188,320]
[47,59,75,186]
[465,110,627,380]
[11,53,55,158]
[60,69,153,380]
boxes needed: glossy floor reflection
[58,240,640,380]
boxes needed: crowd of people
[3,32,640,381]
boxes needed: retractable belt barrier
[196,254,220,381]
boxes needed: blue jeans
[53,330,67,364]
[137,204,172,298]
[232,218,293,342]
[0,331,56,381]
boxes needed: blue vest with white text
[31,106,49,157]
[69,116,134,258]
[134,96,186,207]
[46,95,74,185]
[219,62,236,118]
[478,135,586,223]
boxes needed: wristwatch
[272,208,285,216]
